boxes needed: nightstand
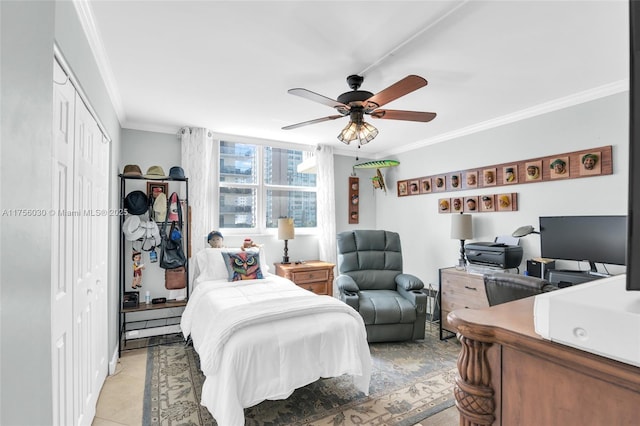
[274,261,335,296]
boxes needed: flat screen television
[539,215,627,274]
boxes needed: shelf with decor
[118,166,190,354]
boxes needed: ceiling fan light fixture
[337,121,359,144]
[358,122,378,144]
[337,120,378,145]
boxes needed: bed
[180,248,372,426]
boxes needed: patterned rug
[143,327,460,425]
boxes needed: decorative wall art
[349,176,359,224]
[420,177,432,193]
[434,175,446,192]
[438,193,518,214]
[396,145,612,198]
[465,171,478,189]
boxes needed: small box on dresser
[439,267,489,339]
[274,260,335,296]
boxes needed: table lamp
[451,213,473,269]
[277,217,295,264]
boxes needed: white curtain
[179,127,219,289]
[316,144,337,269]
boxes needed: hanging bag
[160,192,187,272]
[165,266,187,290]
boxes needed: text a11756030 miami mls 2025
[1,208,127,217]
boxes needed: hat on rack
[169,166,185,180]
[143,165,167,179]
[122,164,142,177]
[153,192,167,222]
[125,190,149,215]
[123,215,146,241]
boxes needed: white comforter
[180,273,372,426]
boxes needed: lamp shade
[277,217,295,240]
[451,213,473,240]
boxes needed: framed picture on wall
[579,151,602,176]
[449,173,461,189]
[451,197,463,213]
[420,177,432,193]
[549,156,569,179]
[465,171,478,188]
[502,165,518,184]
[434,175,446,192]
[525,160,542,181]
[438,198,451,213]
[497,193,513,211]
[482,168,497,186]
[397,180,409,197]
[464,196,478,212]
[409,179,420,195]
[480,195,495,212]
[147,182,168,200]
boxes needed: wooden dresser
[274,261,334,296]
[439,267,489,339]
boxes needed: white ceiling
[84,0,629,157]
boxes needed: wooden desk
[448,298,640,425]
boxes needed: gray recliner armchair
[336,230,426,343]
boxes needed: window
[219,141,317,232]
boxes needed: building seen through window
[219,141,317,231]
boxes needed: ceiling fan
[282,74,436,145]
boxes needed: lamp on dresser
[451,213,473,270]
[277,217,295,264]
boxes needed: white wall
[371,93,629,287]
[1,1,122,423]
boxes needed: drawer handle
[464,286,477,291]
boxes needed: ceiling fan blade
[365,75,428,109]
[287,88,349,110]
[369,109,437,122]
[282,115,345,130]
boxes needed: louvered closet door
[51,59,109,426]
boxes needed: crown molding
[379,79,630,158]
[72,0,126,124]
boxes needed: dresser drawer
[440,268,489,335]
[297,281,329,295]
[291,269,329,284]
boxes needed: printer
[465,242,523,269]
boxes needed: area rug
[143,327,460,425]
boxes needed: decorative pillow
[221,251,264,281]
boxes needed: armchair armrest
[336,275,360,311]
[336,275,360,293]
[395,273,424,291]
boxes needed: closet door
[73,92,108,426]
[51,59,109,426]
[51,59,75,426]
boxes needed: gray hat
[169,166,186,179]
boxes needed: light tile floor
[92,347,458,426]
[92,348,146,426]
